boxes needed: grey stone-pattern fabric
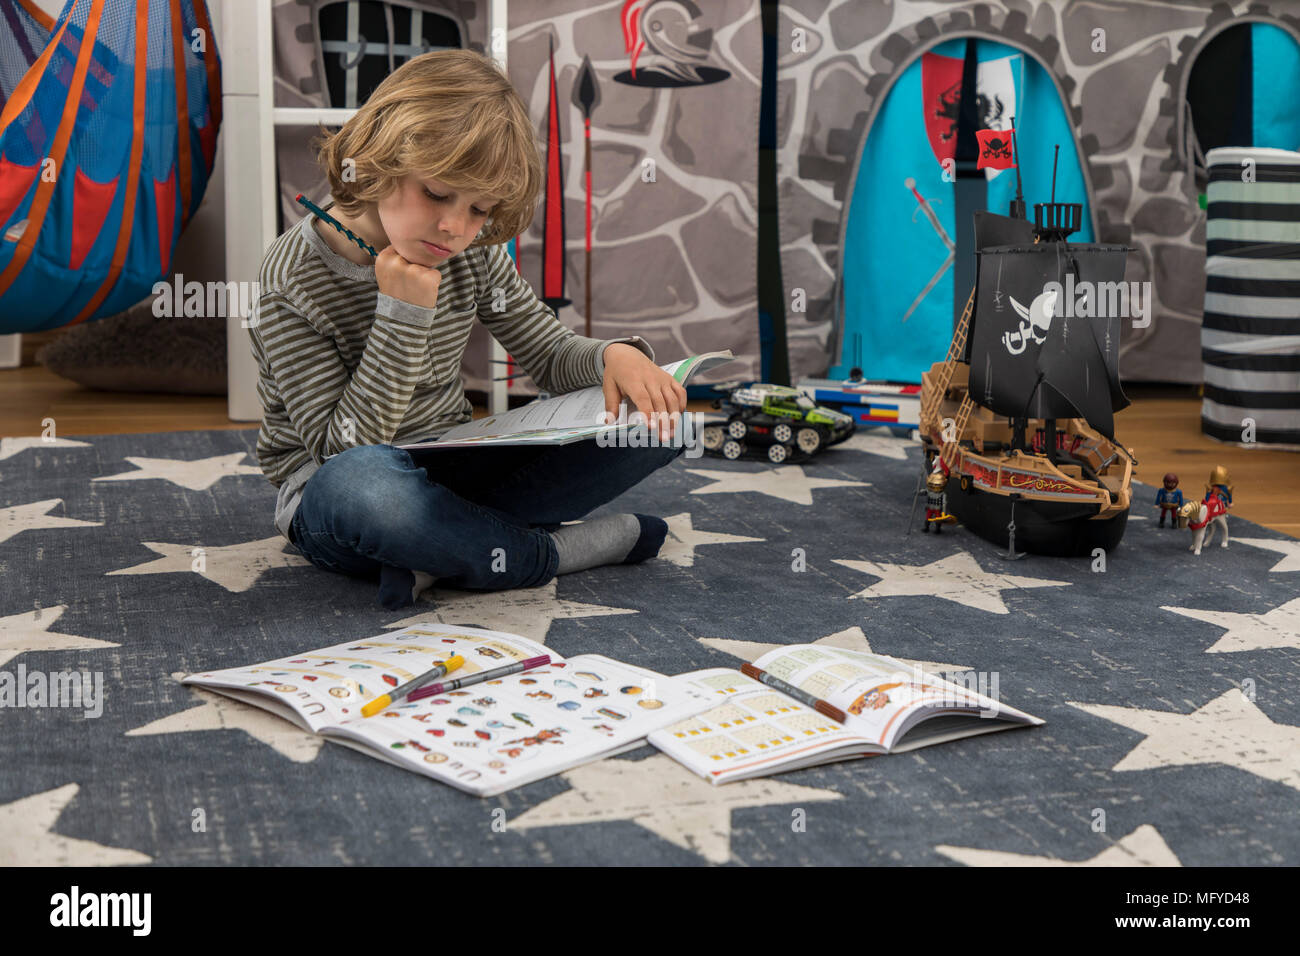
[776,0,1300,384]
[2,427,1299,865]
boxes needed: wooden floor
[3,334,1297,536]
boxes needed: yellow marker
[360,655,464,717]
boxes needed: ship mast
[1031,145,1084,463]
[1009,120,1027,221]
[1007,119,1029,453]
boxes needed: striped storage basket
[1202,146,1300,445]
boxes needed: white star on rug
[1069,689,1300,792]
[698,625,970,674]
[0,605,119,668]
[0,784,151,866]
[834,551,1070,615]
[0,436,91,461]
[829,429,915,460]
[511,754,842,863]
[936,824,1180,867]
[0,498,101,546]
[659,511,764,568]
[92,453,261,491]
[1161,598,1300,654]
[1234,537,1300,573]
[107,536,310,593]
[125,672,324,762]
[685,464,869,505]
[385,579,638,645]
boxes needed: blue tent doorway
[1183,21,1300,193]
[832,37,1094,384]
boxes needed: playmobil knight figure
[1205,466,1234,509]
[923,471,950,534]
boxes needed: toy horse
[1179,498,1229,555]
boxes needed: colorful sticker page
[751,645,1040,752]
[647,668,881,784]
[323,653,713,796]
[182,625,554,734]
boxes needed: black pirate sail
[967,215,1130,440]
[1032,245,1131,439]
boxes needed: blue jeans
[289,439,684,591]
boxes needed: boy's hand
[375,245,442,310]
[601,343,688,440]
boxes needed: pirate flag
[976,127,1017,171]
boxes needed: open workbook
[182,625,712,797]
[398,350,734,449]
[648,644,1043,784]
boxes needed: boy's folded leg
[474,440,685,527]
[377,565,436,610]
[295,444,559,594]
[370,511,665,606]
[549,513,668,574]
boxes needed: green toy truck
[701,383,855,463]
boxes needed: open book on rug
[182,624,712,797]
[648,644,1043,784]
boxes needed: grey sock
[550,513,666,574]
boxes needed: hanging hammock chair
[0,0,221,332]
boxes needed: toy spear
[572,54,601,337]
[541,36,571,314]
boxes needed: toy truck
[700,383,855,463]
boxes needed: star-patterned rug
[2,426,1298,866]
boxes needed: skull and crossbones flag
[976,127,1017,171]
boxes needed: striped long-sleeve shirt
[251,206,654,539]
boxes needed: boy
[251,50,688,609]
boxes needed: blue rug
[1,427,1298,865]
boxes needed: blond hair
[314,49,541,247]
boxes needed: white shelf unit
[221,0,510,421]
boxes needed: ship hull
[946,481,1129,557]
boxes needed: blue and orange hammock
[0,0,221,331]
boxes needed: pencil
[360,655,464,717]
[739,662,847,723]
[408,655,551,702]
[295,193,378,257]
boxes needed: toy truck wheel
[767,443,789,464]
[773,422,793,444]
[722,439,744,460]
[727,418,747,439]
[701,425,725,451]
[795,426,823,454]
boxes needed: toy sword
[901,176,955,323]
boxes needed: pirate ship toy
[918,150,1137,558]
